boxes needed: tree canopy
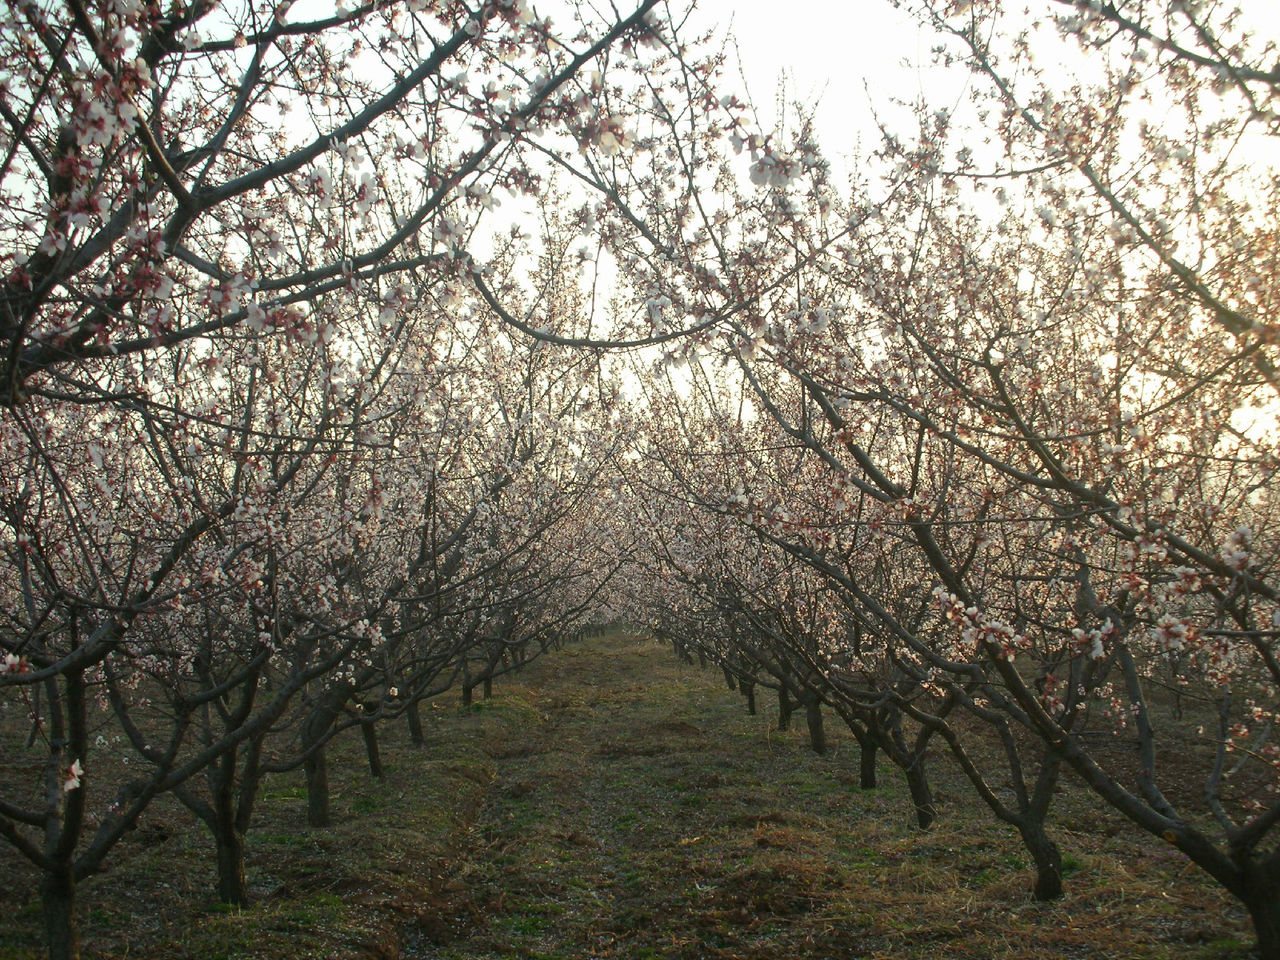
[3,0,1280,957]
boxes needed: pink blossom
[63,759,83,793]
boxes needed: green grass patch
[0,633,1259,960]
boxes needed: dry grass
[0,697,535,959]
[0,635,1258,959]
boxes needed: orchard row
[2,0,1278,957]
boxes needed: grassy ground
[0,633,1257,959]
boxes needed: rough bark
[804,696,826,756]
[41,868,79,960]
[905,760,936,830]
[214,820,249,906]
[360,718,383,779]
[301,690,347,828]
[1242,869,1280,960]
[211,760,250,905]
[406,698,425,746]
[1018,821,1064,901]
[305,744,330,828]
[857,733,878,789]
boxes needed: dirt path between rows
[401,635,872,959]
[392,635,1247,960]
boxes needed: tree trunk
[1018,820,1064,901]
[25,681,42,748]
[214,821,249,906]
[857,734,878,789]
[904,759,935,830]
[406,698,425,746]
[41,868,79,960]
[483,676,493,700]
[302,692,345,828]
[805,696,826,756]
[461,683,474,708]
[1242,872,1280,960]
[743,681,756,716]
[360,719,383,779]
[305,744,330,828]
[777,687,792,732]
[212,764,250,905]
[721,665,736,691]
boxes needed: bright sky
[698,0,1280,183]
[689,1,952,169]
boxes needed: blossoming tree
[0,0,732,954]
[614,0,1280,946]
